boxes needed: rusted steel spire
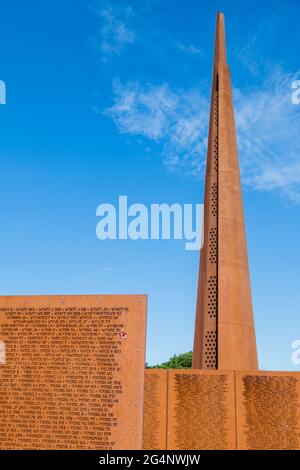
[192,13,258,370]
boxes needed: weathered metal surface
[193,13,258,370]
[0,295,147,450]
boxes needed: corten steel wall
[143,370,300,450]
[193,14,258,370]
[0,295,147,450]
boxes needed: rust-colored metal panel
[0,295,147,450]
[167,370,236,450]
[143,369,167,450]
[236,371,300,449]
[193,13,258,370]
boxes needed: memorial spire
[192,13,258,370]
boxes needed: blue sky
[0,0,300,370]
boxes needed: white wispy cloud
[104,68,300,203]
[235,68,300,202]
[105,80,209,176]
[99,3,135,58]
[234,11,283,76]
[173,41,203,56]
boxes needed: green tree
[146,351,192,369]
